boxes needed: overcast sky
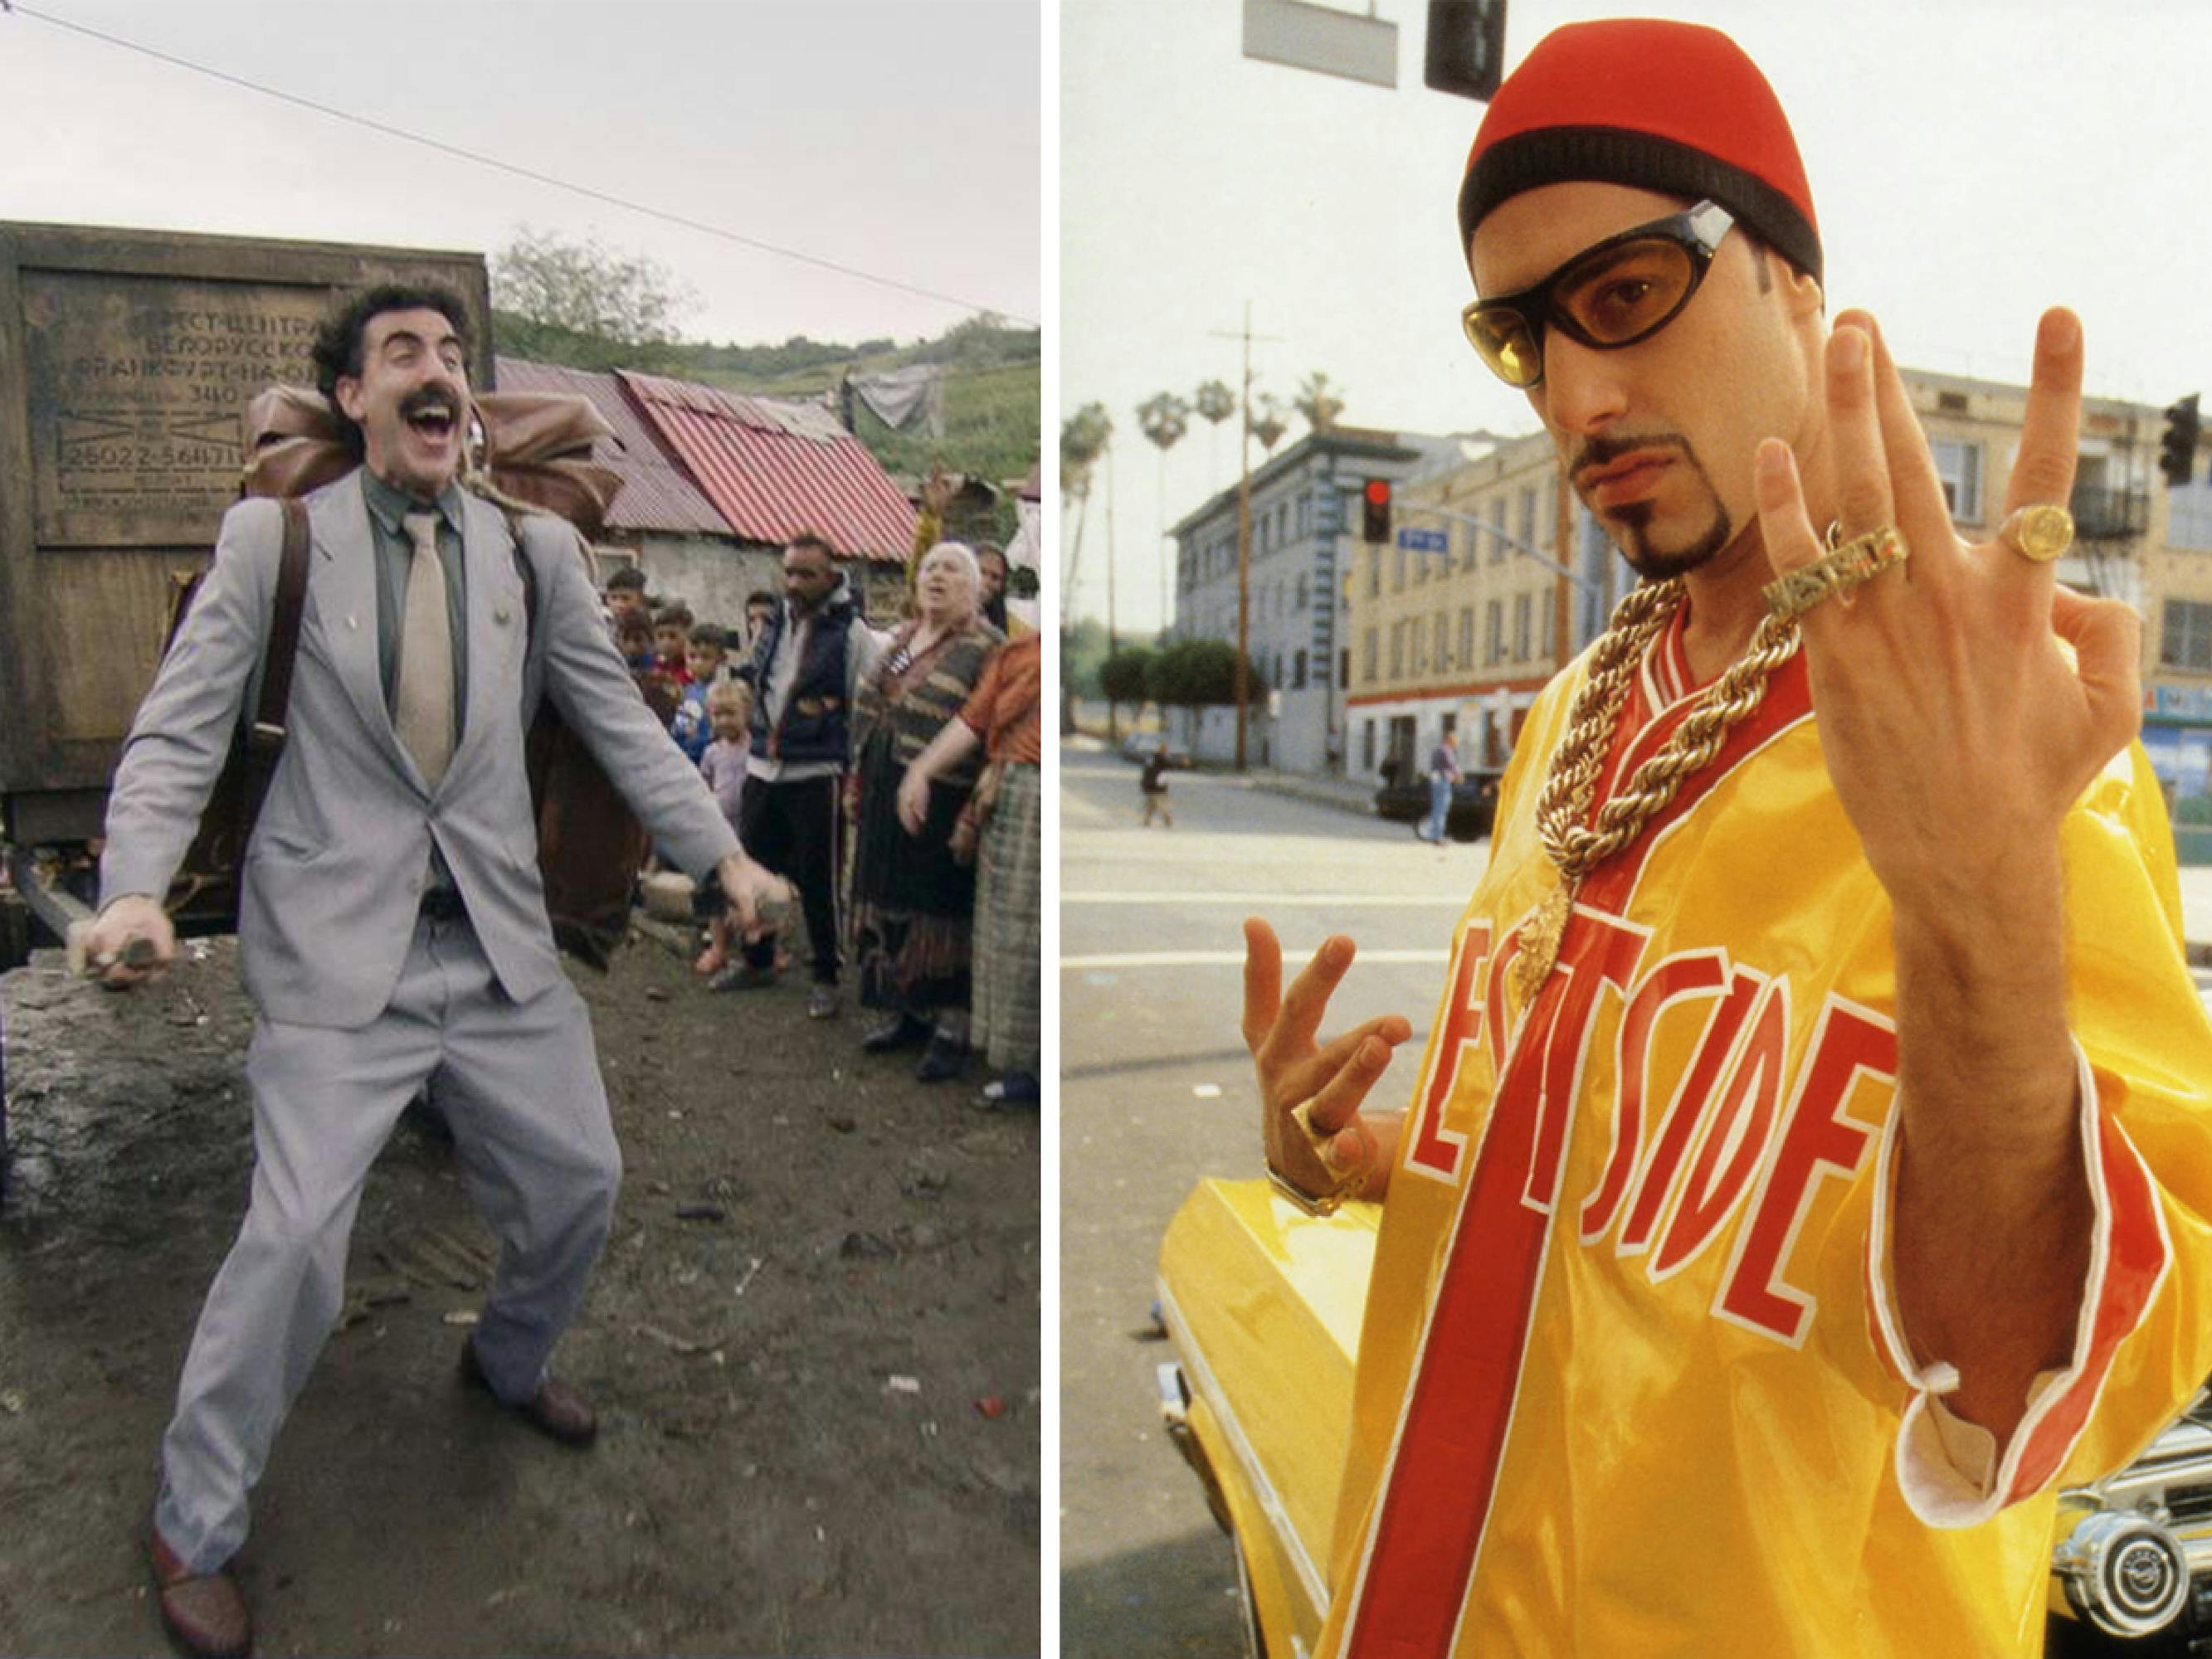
[0,0,1040,346]
[1064,0,2212,635]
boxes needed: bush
[1148,639,1254,708]
[1099,649,1155,712]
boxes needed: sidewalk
[1243,766,2212,961]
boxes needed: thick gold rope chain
[1514,580,1803,995]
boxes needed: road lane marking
[1060,893,1468,907]
[1061,949,1452,969]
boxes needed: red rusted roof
[493,356,728,538]
[617,370,916,565]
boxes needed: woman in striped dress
[846,542,1004,1080]
[899,630,1042,1107]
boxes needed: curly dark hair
[309,282,472,458]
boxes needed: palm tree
[1294,370,1345,432]
[1251,392,1289,455]
[1193,378,1235,485]
[1137,392,1193,645]
[1060,401,1113,610]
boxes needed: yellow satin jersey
[1318,620,2212,1659]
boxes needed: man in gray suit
[84,283,779,1659]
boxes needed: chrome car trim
[2050,1509,2190,1637]
[1156,1275,1331,1622]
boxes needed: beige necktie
[396,510,455,787]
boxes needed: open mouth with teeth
[401,391,461,445]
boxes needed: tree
[1192,380,1235,427]
[1137,392,1191,454]
[1100,647,1156,721]
[492,225,696,350]
[1294,370,1345,432]
[1137,392,1192,629]
[1060,402,1113,508]
[1149,638,1251,708]
[1251,392,1289,454]
[1062,615,1113,702]
[1060,402,1114,643]
[1192,377,1237,486]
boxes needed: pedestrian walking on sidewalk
[1421,736,1461,843]
[1140,742,1174,828]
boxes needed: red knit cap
[1459,19,1820,283]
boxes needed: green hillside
[495,309,1041,517]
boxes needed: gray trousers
[153,910,621,1574]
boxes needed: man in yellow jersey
[1242,19,2212,1655]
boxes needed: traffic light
[1424,0,1508,101]
[1362,478,1392,543]
[2162,394,2200,488]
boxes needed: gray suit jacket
[101,469,738,1029]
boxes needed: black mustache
[401,388,461,421]
[1570,431,1691,486]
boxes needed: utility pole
[1235,321,1252,771]
[1210,303,1281,772]
[1105,440,1120,742]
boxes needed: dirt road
[0,926,1040,1657]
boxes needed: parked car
[1156,1178,2212,1658]
[1372,764,1503,841]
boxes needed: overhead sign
[1397,527,1449,553]
[1242,0,1398,90]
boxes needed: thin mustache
[1570,431,1692,488]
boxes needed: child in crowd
[694,681,780,976]
[603,565,648,631]
[669,623,726,763]
[616,612,656,674]
[742,590,777,658]
[653,604,694,685]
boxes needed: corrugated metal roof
[493,356,728,538]
[618,370,916,565]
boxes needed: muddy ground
[0,922,1040,1657]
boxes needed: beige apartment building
[1344,368,2212,849]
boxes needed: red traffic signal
[1362,478,1393,543]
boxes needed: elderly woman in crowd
[847,541,1005,1080]
[898,629,1042,1108]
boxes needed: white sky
[1063,0,2212,635]
[0,0,1040,345]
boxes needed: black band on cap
[1459,127,1822,285]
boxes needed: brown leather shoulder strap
[241,498,311,791]
[501,506,541,640]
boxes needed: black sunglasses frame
[1463,199,1737,389]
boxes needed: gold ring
[1997,504,2073,564]
[1265,1099,1365,1216]
[1761,525,1909,620]
[1289,1097,1337,1153]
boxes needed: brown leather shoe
[149,1529,252,1659]
[460,1338,598,1447]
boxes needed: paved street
[1057,738,1483,1658]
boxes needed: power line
[2,2,1037,328]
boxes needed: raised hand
[1752,307,2140,912]
[1241,917,1412,1208]
[1752,307,2117,1434]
